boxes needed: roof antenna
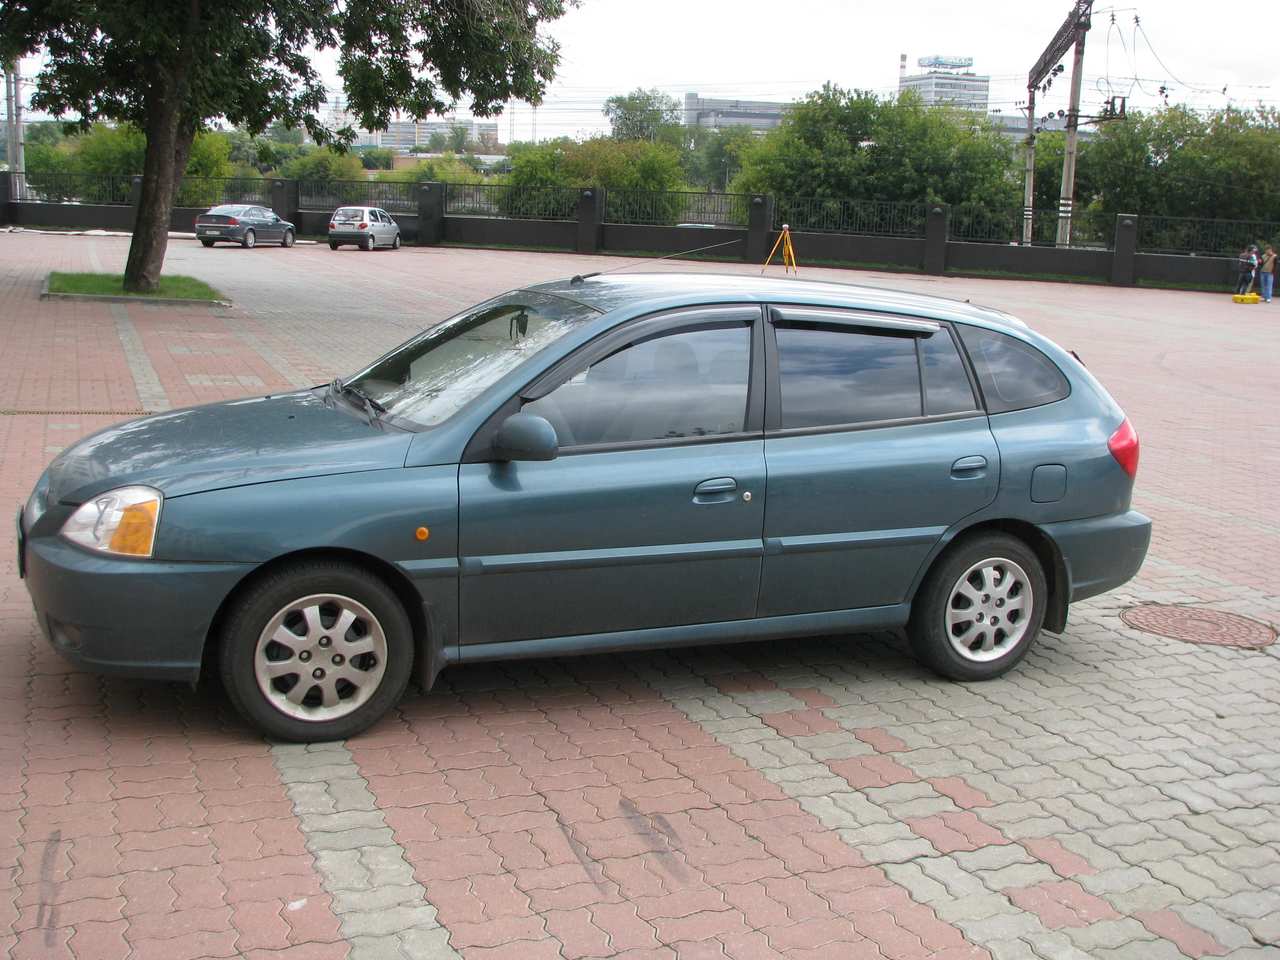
[570,237,745,284]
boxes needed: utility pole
[1055,24,1088,247]
[12,59,23,177]
[1023,0,1094,246]
[3,64,15,171]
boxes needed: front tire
[281,229,295,248]
[242,229,256,249]
[391,233,401,249]
[219,560,413,741]
[907,534,1046,681]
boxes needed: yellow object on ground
[1232,293,1261,304]
[762,225,799,275]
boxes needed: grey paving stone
[919,856,990,899]
[398,926,461,959]
[342,904,448,938]
[881,861,949,904]
[1172,902,1266,952]
[935,893,1021,923]
[952,844,1036,874]
[1022,930,1103,960]
[349,933,415,960]
[333,884,432,915]
[1060,918,1157,952]
[955,911,1045,943]
[300,810,389,834]
[307,826,399,852]
[856,836,939,864]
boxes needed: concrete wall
[443,216,576,250]
[946,242,1113,279]
[776,230,926,268]
[1134,253,1235,286]
[601,224,748,256]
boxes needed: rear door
[457,306,767,646]
[758,307,999,617]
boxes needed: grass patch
[1135,278,1231,293]
[48,272,225,300]
[944,267,1108,285]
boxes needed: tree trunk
[123,95,195,293]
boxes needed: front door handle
[951,455,988,477]
[694,477,737,496]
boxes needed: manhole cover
[1120,604,1276,648]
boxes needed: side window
[921,328,978,416]
[957,326,1070,414]
[775,326,921,428]
[370,210,383,223]
[524,324,751,447]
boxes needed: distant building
[898,54,989,112]
[683,92,791,131]
[989,112,1096,145]
[381,118,499,149]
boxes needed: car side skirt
[450,602,911,666]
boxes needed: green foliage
[683,126,755,190]
[376,154,483,183]
[506,137,685,192]
[732,85,1018,211]
[359,147,396,170]
[280,148,365,182]
[603,88,682,142]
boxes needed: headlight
[61,485,163,557]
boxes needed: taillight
[226,217,239,226]
[358,222,368,230]
[1108,418,1139,479]
[329,222,336,230]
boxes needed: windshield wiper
[329,377,386,425]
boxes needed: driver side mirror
[492,413,558,462]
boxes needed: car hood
[43,390,414,503]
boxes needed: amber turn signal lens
[109,499,160,556]
[415,526,430,541]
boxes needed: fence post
[271,179,298,224]
[0,172,10,225]
[746,195,774,263]
[1110,213,1138,286]
[924,203,948,275]
[129,175,143,231]
[576,187,601,255]
[417,181,445,245]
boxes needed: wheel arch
[911,519,1069,634]
[201,546,444,690]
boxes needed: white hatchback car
[328,206,402,251]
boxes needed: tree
[359,147,396,170]
[1,0,570,291]
[603,88,682,142]
[448,124,471,153]
[280,148,364,183]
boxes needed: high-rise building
[898,55,989,112]
[683,92,791,131]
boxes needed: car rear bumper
[20,529,255,683]
[196,225,245,241]
[1042,509,1152,603]
[329,231,370,243]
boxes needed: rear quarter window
[957,326,1070,414]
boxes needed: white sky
[9,1,1272,143]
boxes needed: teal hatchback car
[18,274,1150,741]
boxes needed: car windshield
[345,290,600,428]
[334,208,364,220]
[210,205,248,215]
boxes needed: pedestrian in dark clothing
[1236,245,1259,295]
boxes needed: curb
[39,275,232,308]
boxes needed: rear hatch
[330,208,367,231]
[196,214,239,225]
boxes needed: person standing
[1260,245,1276,303]
[1237,245,1259,295]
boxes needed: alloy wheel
[253,593,388,722]
[944,557,1032,662]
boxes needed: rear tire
[219,560,413,742]
[281,229,294,248]
[200,239,214,248]
[361,234,373,251]
[907,533,1046,681]
[242,229,256,249]
[329,240,339,250]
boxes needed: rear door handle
[951,456,988,476]
[694,477,737,495]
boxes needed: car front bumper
[1042,509,1152,603]
[19,524,255,683]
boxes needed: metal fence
[12,172,133,205]
[299,179,417,213]
[604,190,751,227]
[173,177,271,209]
[445,183,579,220]
[1136,215,1280,256]
[947,206,1113,249]
[775,197,927,238]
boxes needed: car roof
[210,204,252,212]
[526,272,1027,330]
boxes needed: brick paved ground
[1,231,1277,960]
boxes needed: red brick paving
[1135,910,1229,958]
[1004,880,1120,929]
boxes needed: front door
[758,308,999,617]
[458,307,766,646]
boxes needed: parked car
[17,274,1150,741]
[328,206,401,251]
[194,204,295,248]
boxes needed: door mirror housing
[492,413,558,462]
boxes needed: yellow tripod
[761,223,798,275]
